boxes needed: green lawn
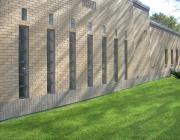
[0,77,180,140]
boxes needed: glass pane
[69,32,76,90]
[19,26,29,98]
[47,30,55,94]
[88,35,93,87]
[22,8,27,21]
[102,37,107,84]
[114,39,118,82]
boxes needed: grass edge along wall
[0,0,180,121]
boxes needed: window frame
[47,29,56,94]
[21,8,27,21]
[19,25,29,99]
[87,34,93,87]
[48,13,54,25]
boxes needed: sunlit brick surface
[0,0,180,121]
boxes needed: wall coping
[132,0,150,13]
[150,20,180,37]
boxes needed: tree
[176,23,180,32]
[151,12,180,32]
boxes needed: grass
[0,77,180,140]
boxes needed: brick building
[0,0,180,121]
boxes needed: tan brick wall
[130,7,151,79]
[0,0,180,107]
[149,27,180,78]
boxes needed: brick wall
[0,0,180,121]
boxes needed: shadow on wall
[0,0,179,121]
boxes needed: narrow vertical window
[165,49,168,65]
[115,29,118,37]
[102,37,107,84]
[19,26,29,98]
[102,25,106,34]
[171,49,173,65]
[69,18,76,29]
[48,13,54,25]
[21,8,27,21]
[87,34,93,87]
[176,49,178,65]
[87,22,92,32]
[124,40,128,80]
[114,39,118,82]
[69,32,76,90]
[47,29,55,94]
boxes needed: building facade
[0,0,180,121]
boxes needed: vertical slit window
[21,8,27,21]
[87,22,93,32]
[70,18,76,29]
[171,49,173,65]
[165,49,168,65]
[87,34,93,87]
[19,26,29,98]
[124,40,128,80]
[102,37,107,84]
[47,29,55,94]
[176,49,178,65]
[48,13,54,25]
[115,29,118,37]
[69,32,76,90]
[114,39,118,82]
[102,25,106,34]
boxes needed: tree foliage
[151,12,180,32]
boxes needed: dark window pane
[87,35,93,87]
[49,13,53,25]
[19,26,29,98]
[19,75,28,87]
[114,39,118,82]
[124,40,128,80]
[47,29,55,94]
[165,49,168,65]
[102,25,106,34]
[171,49,173,65]
[115,29,118,36]
[70,18,76,29]
[19,87,28,98]
[176,49,178,65]
[102,37,107,84]
[69,32,76,90]
[22,8,27,21]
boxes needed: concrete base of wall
[0,71,170,121]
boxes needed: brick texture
[0,0,180,121]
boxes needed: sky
[140,0,180,21]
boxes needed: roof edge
[150,20,180,37]
[133,0,150,13]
